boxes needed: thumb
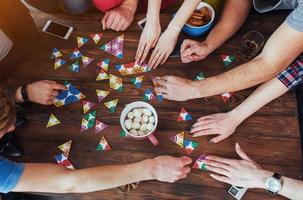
[182,46,197,57]
[235,143,252,161]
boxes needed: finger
[180,39,192,53]
[140,42,152,64]
[121,23,129,31]
[51,83,67,90]
[192,129,218,137]
[102,12,110,30]
[182,47,197,57]
[206,156,238,165]
[115,20,124,32]
[136,41,145,62]
[206,165,230,178]
[161,93,175,101]
[210,134,229,144]
[106,14,115,29]
[111,17,120,31]
[204,160,231,171]
[50,91,59,97]
[156,79,167,87]
[154,87,167,95]
[210,174,232,185]
[235,143,253,162]
[148,48,160,68]
[181,156,192,165]
[191,119,215,129]
[181,167,191,174]
[159,76,169,81]
[44,80,57,84]
[178,174,187,179]
[153,52,166,69]
[161,53,170,65]
[197,115,215,121]
[47,99,54,105]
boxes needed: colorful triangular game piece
[130,75,143,88]
[100,34,124,59]
[54,58,66,70]
[115,62,150,75]
[68,60,80,72]
[169,132,184,148]
[90,33,103,44]
[81,56,94,68]
[183,139,199,155]
[81,110,96,133]
[70,48,83,59]
[95,120,109,134]
[96,59,109,71]
[46,114,60,128]
[143,89,156,101]
[221,55,235,66]
[77,36,89,48]
[192,154,208,170]
[58,140,72,157]
[109,74,123,92]
[54,81,86,107]
[50,48,63,59]
[194,72,205,81]
[82,100,95,114]
[177,108,192,121]
[151,76,164,102]
[104,99,118,113]
[221,92,233,103]
[119,129,127,137]
[96,69,109,81]
[96,90,109,102]
[55,153,75,169]
[96,136,111,151]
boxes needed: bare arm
[206,144,303,200]
[196,21,303,98]
[13,156,192,193]
[205,0,252,53]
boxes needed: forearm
[231,78,288,123]
[14,160,153,193]
[122,0,139,15]
[204,0,251,52]
[146,0,162,23]
[167,0,200,31]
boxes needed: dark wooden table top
[5,11,302,200]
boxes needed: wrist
[257,170,273,189]
[167,23,182,33]
[121,0,138,15]
[140,159,155,181]
[229,109,245,125]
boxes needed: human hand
[154,76,200,101]
[27,80,66,105]
[180,39,211,63]
[206,143,272,188]
[135,21,161,64]
[101,2,136,31]
[150,156,192,183]
[148,28,179,69]
[190,111,242,143]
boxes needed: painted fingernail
[209,141,214,144]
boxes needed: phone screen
[45,22,70,37]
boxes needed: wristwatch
[21,84,30,103]
[265,173,282,195]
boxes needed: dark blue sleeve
[0,157,24,193]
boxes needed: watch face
[265,177,281,193]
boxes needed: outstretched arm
[181,0,252,63]
[190,77,288,143]
[13,156,192,193]
[206,143,303,200]
[156,21,303,101]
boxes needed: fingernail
[209,141,214,144]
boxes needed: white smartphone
[42,20,73,40]
[138,18,146,30]
[228,186,248,200]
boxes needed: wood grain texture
[3,10,302,200]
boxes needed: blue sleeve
[0,157,24,193]
[286,2,303,32]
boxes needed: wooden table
[6,11,302,200]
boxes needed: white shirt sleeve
[0,29,13,61]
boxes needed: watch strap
[273,173,281,180]
[21,84,30,103]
